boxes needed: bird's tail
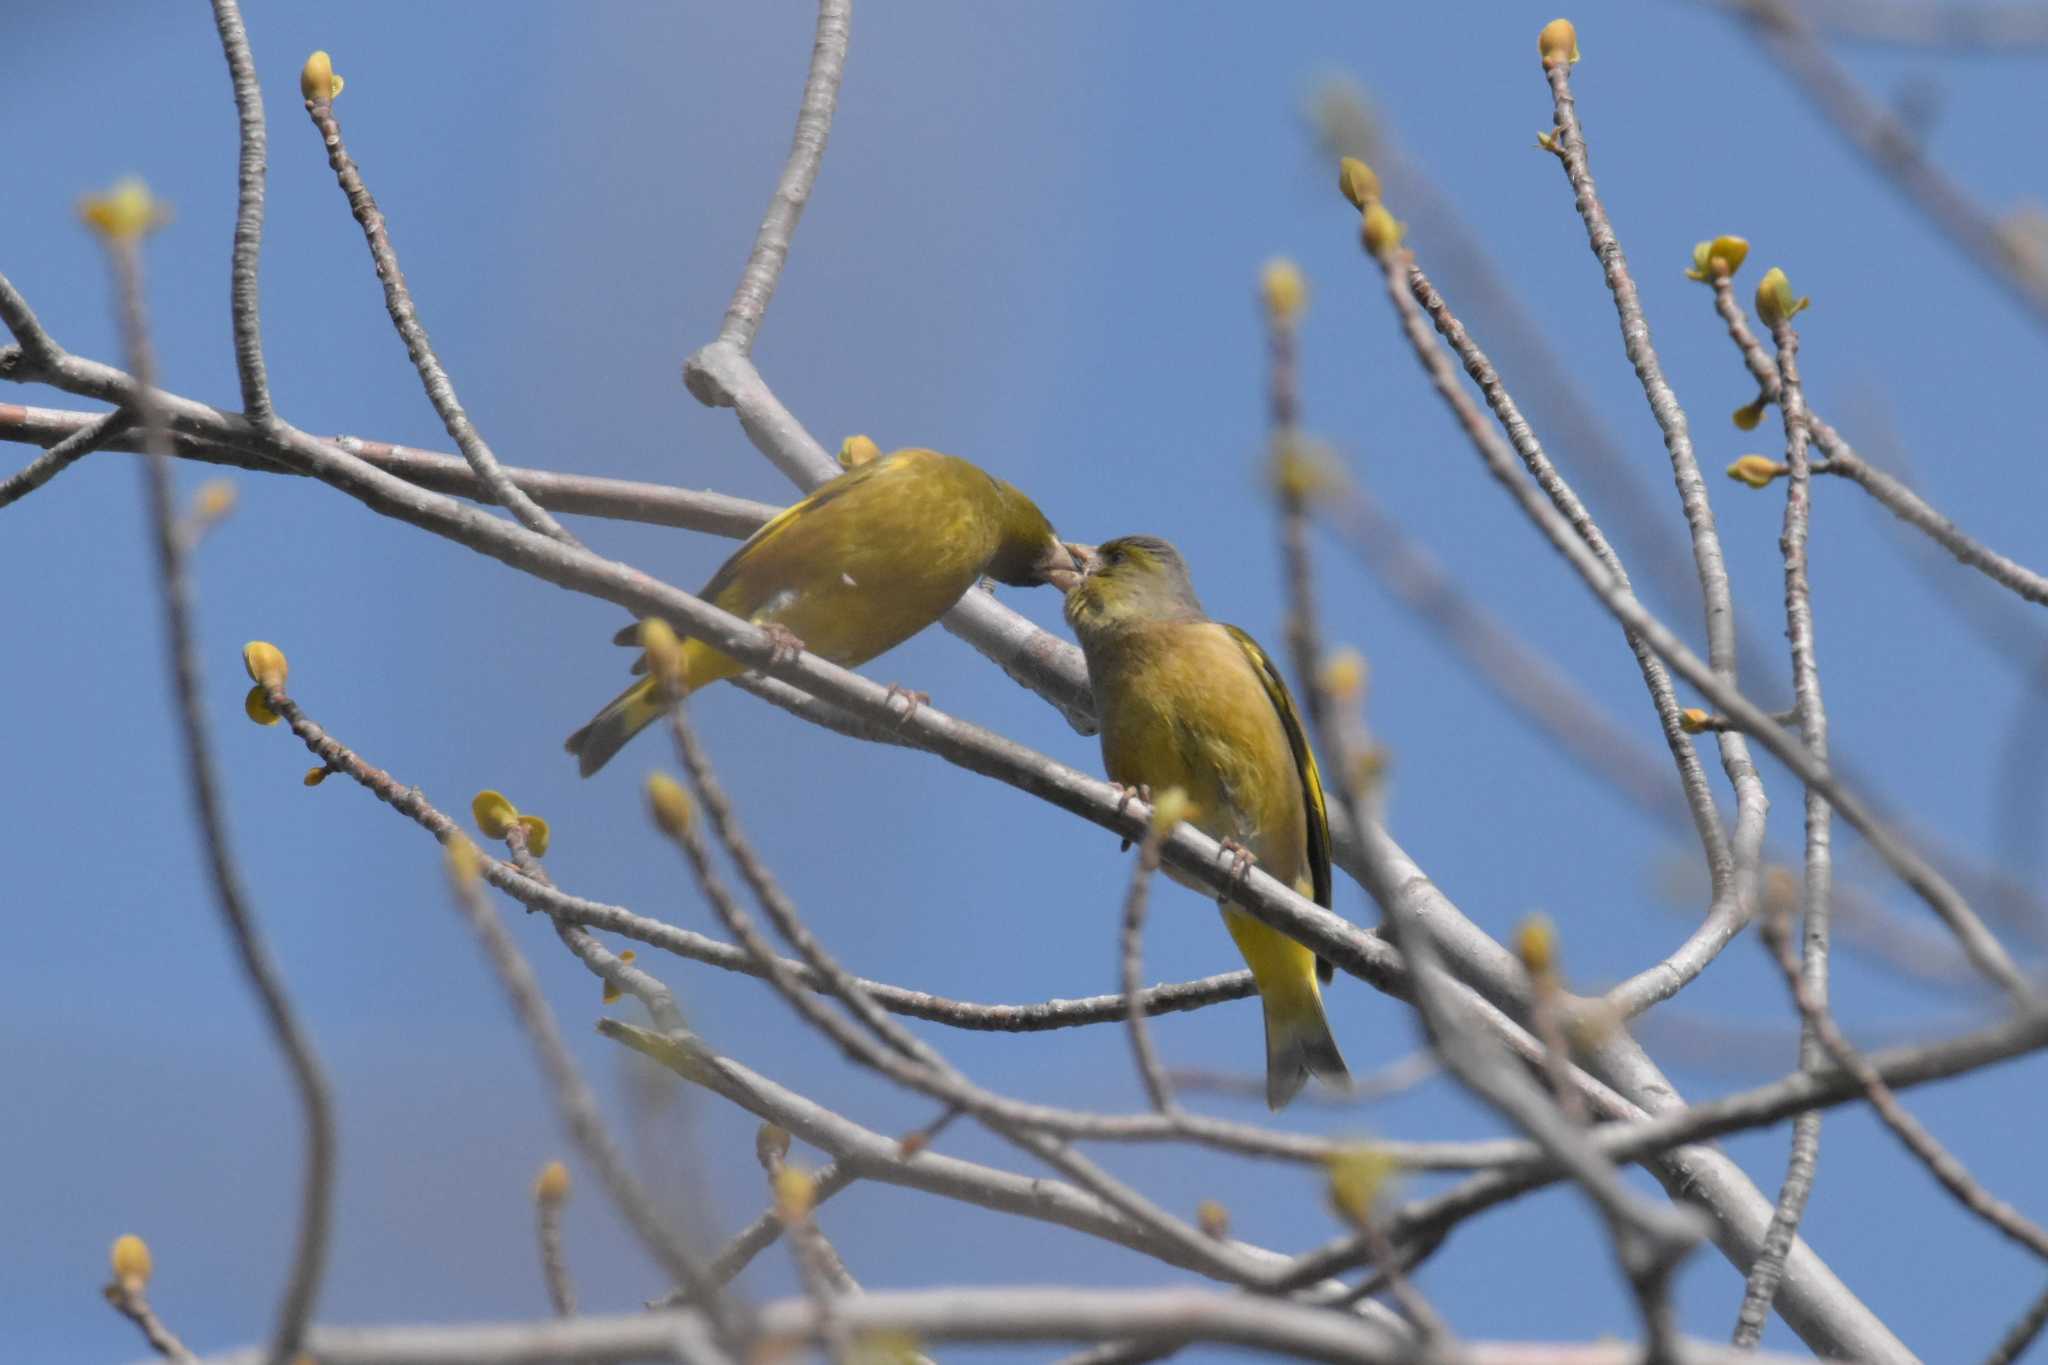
[1261,986,1350,1111]
[569,633,740,775]
[1223,907,1351,1110]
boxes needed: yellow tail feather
[565,639,740,777]
[1223,907,1350,1109]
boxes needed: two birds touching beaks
[564,446,1350,1110]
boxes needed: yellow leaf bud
[534,1160,571,1205]
[78,179,169,242]
[773,1164,816,1223]
[1732,398,1768,431]
[1268,434,1337,500]
[646,772,695,839]
[1514,913,1558,978]
[303,765,332,787]
[445,836,482,886]
[1197,1199,1231,1239]
[897,1128,931,1158]
[1337,157,1380,210]
[242,640,288,690]
[1320,648,1368,702]
[1755,267,1811,328]
[838,434,881,469]
[1727,454,1788,489]
[244,684,280,726]
[516,815,550,857]
[192,480,237,523]
[300,51,344,103]
[471,789,520,840]
[638,617,687,694]
[602,951,634,1006]
[1539,18,1580,68]
[1678,707,1712,734]
[1708,235,1749,278]
[1361,201,1404,257]
[1259,258,1308,326]
[1149,786,1193,836]
[110,1234,153,1290]
[1327,1144,1397,1228]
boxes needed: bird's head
[985,478,1081,588]
[1061,534,1206,637]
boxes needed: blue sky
[6,2,2047,1359]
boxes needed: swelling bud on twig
[1684,235,1750,282]
[302,765,333,787]
[1727,454,1789,489]
[1337,157,1380,210]
[1538,18,1580,67]
[1320,648,1368,702]
[1259,258,1308,325]
[190,480,237,525]
[1755,266,1811,327]
[601,950,636,1005]
[838,434,881,469]
[1361,201,1404,257]
[1514,913,1559,979]
[242,640,288,690]
[300,50,344,103]
[772,1164,816,1223]
[646,772,696,838]
[1149,786,1194,836]
[78,179,170,242]
[756,1123,793,1169]
[1326,1145,1397,1229]
[517,814,550,857]
[471,790,520,840]
[243,685,281,726]
[1732,397,1769,431]
[1197,1199,1231,1239]
[1678,707,1713,734]
[638,618,687,695]
[534,1160,571,1206]
[109,1234,153,1292]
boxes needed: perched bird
[1061,534,1348,1108]
[566,447,1074,776]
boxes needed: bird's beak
[1041,540,1092,593]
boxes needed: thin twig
[1733,306,1834,1346]
[105,1279,198,1364]
[209,0,274,424]
[1120,820,1181,1115]
[108,226,337,1365]
[533,1164,576,1318]
[437,855,742,1343]
[1723,0,2048,330]
[651,706,1267,1287]
[0,407,131,509]
[1986,1279,2048,1365]
[1757,900,2048,1261]
[708,0,852,354]
[187,1288,1837,1365]
[300,76,580,546]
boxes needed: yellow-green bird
[1062,534,1348,1109]
[567,447,1074,776]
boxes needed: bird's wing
[697,455,897,605]
[1222,624,1334,918]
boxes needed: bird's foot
[1217,838,1257,887]
[760,623,806,668]
[884,683,930,724]
[1111,782,1154,821]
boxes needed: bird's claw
[1111,782,1154,821]
[761,624,806,668]
[1218,838,1257,886]
[884,684,930,724]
